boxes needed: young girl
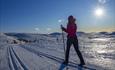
[61,15,85,66]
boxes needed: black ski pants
[65,37,85,64]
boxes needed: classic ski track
[8,46,28,70]
[20,45,96,70]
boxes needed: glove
[61,25,66,31]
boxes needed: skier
[61,15,85,66]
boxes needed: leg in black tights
[73,38,85,64]
[64,38,72,63]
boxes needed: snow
[0,44,10,70]
[0,32,115,70]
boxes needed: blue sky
[0,0,115,33]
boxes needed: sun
[95,8,104,17]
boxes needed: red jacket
[63,23,77,38]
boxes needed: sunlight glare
[95,8,104,17]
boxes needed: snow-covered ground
[0,32,115,70]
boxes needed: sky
[0,0,115,33]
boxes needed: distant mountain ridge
[49,32,61,35]
[50,31,115,35]
[1,31,115,38]
[98,32,115,35]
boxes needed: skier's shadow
[59,63,83,70]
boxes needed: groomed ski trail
[20,45,96,70]
[8,46,28,70]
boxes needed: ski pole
[61,25,69,70]
[61,25,66,53]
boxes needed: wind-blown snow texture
[0,32,115,70]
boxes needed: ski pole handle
[60,25,63,27]
[60,25,64,31]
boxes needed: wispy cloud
[58,19,62,23]
[34,28,40,31]
[47,28,51,31]
[98,0,108,4]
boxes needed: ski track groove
[20,45,96,70]
[8,46,28,70]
